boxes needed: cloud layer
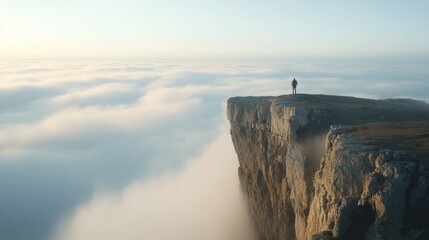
[55,123,255,240]
[0,60,427,240]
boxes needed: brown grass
[349,121,429,167]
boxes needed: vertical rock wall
[228,97,314,240]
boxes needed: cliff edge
[227,94,429,240]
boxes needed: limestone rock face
[227,94,429,240]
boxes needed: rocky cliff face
[227,94,429,240]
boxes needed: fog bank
[55,123,255,240]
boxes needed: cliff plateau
[227,94,429,240]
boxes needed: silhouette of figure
[291,78,298,94]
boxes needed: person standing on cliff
[291,78,298,94]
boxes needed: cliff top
[277,94,427,109]
[229,94,429,111]
[348,121,429,165]
[228,94,429,126]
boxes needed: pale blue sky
[1,0,428,60]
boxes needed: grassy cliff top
[275,94,429,126]
[349,121,429,166]
[273,94,429,111]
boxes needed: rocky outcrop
[227,94,429,240]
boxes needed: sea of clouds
[0,60,428,240]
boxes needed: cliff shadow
[343,202,376,240]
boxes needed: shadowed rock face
[227,94,429,240]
